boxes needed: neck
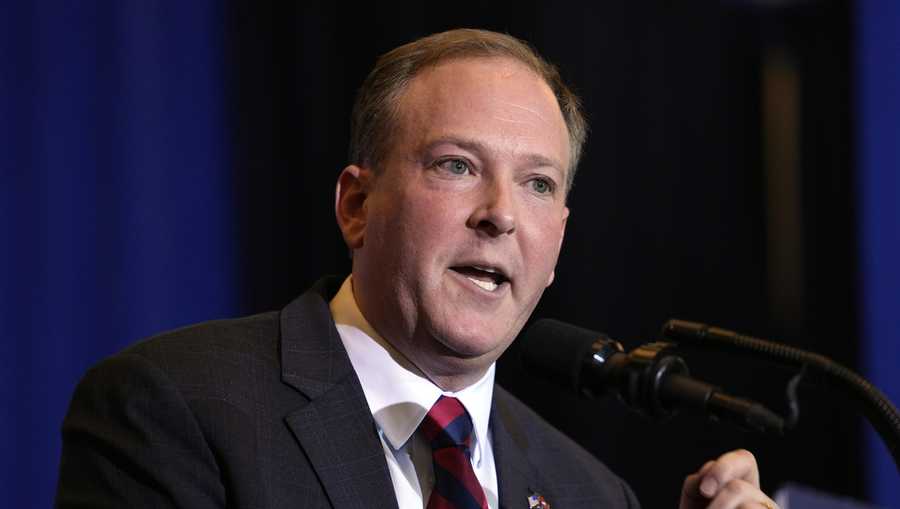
[375,329,492,393]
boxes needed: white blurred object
[774,483,885,509]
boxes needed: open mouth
[450,265,510,292]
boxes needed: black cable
[663,320,900,472]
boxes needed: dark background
[231,2,860,506]
[4,1,898,507]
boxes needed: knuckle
[720,448,758,474]
[722,478,751,496]
[735,448,756,462]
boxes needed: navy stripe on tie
[433,459,486,509]
[430,413,474,452]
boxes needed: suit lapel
[279,281,399,509]
[491,390,551,509]
[284,384,398,509]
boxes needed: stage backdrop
[2,1,897,508]
[1,3,238,508]
[857,1,900,505]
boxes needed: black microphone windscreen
[519,319,606,393]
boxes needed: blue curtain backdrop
[0,2,237,507]
[857,1,900,506]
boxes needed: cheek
[404,192,466,243]
[523,212,566,264]
[376,193,457,280]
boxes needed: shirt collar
[329,276,495,464]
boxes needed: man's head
[336,29,582,391]
[348,28,587,190]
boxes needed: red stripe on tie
[420,396,466,442]
[421,396,488,509]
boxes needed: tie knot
[420,396,474,452]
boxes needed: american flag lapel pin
[527,493,550,509]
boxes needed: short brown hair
[348,28,587,191]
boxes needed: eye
[530,177,555,195]
[436,158,472,176]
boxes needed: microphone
[520,319,785,434]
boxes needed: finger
[681,472,704,506]
[698,460,716,476]
[705,478,777,509]
[681,460,715,495]
[700,449,759,497]
[681,461,716,501]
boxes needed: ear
[546,206,570,287]
[335,165,373,250]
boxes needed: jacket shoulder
[120,312,283,398]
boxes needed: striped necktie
[419,396,489,509]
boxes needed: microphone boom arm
[662,319,900,472]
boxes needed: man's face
[341,56,570,387]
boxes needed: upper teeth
[473,265,498,274]
[467,277,499,292]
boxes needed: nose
[466,179,516,237]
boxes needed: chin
[430,321,513,360]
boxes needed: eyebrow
[422,136,566,175]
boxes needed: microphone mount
[520,319,785,434]
[581,338,785,433]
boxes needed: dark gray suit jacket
[56,278,639,508]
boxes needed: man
[57,29,778,508]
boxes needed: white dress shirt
[330,276,499,509]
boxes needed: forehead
[390,57,570,173]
